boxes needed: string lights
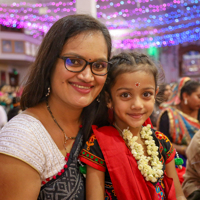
[0,0,199,48]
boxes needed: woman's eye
[66,58,81,66]
[121,93,130,98]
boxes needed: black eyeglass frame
[58,56,111,76]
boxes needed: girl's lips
[128,113,143,119]
[70,83,93,94]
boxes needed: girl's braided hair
[105,52,162,97]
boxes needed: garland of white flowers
[115,123,163,183]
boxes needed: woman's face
[163,85,172,101]
[50,31,108,109]
[187,86,200,111]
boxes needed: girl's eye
[143,92,152,98]
[121,93,130,98]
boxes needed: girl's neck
[114,122,141,137]
[176,103,198,119]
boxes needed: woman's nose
[77,64,94,81]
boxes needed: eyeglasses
[58,56,110,76]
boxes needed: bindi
[135,82,140,87]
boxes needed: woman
[157,77,200,165]
[0,14,112,200]
[150,83,172,127]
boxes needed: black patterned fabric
[38,130,85,200]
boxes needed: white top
[0,113,66,183]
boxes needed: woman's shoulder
[3,112,43,131]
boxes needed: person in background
[182,130,200,200]
[157,77,200,166]
[150,83,172,127]
[0,105,7,128]
[80,52,186,200]
[0,14,112,200]
[7,97,21,121]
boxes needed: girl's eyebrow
[116,87,155,91]
[116,87,133,91]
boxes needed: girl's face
[186,86,200,111]
[50,31,108,109]
[108,71,156,133]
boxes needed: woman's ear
[182,92,189,100]
[105,92,113,109]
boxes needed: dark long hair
[180,80,200,100]
[20,14,112,142]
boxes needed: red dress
[80,124,176,200]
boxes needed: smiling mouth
[128,113,144,118]
[71,83,92,89]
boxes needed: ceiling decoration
[0,0,199,49]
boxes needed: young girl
[79,52,186,200]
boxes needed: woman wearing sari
[157,77,200,168]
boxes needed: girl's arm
[165,159,186,200]
[86,165,105,200]
[0,154,41,200]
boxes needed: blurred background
[0,0,199,121]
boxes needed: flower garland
[116,123,163,183]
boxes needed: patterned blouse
[79,128,175,200]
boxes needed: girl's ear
[156,86,159,95]
[105,92,113,109]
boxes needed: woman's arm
[165,159,186,200]
[86,165,105,200]
[0,154,41,200]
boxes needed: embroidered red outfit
[79,125,176,200]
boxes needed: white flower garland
[119,124,163,183]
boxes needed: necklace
[46,98,76,150]
[114,123,163,183]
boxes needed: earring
[96,94,100,103]
[46,87,50,97]
[184,98,188,105]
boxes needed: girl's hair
[180,80,200,100]
[20,14,112,142]
[105,52,159,97]
[156,83,171,105]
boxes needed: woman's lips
[70,83,93,94]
